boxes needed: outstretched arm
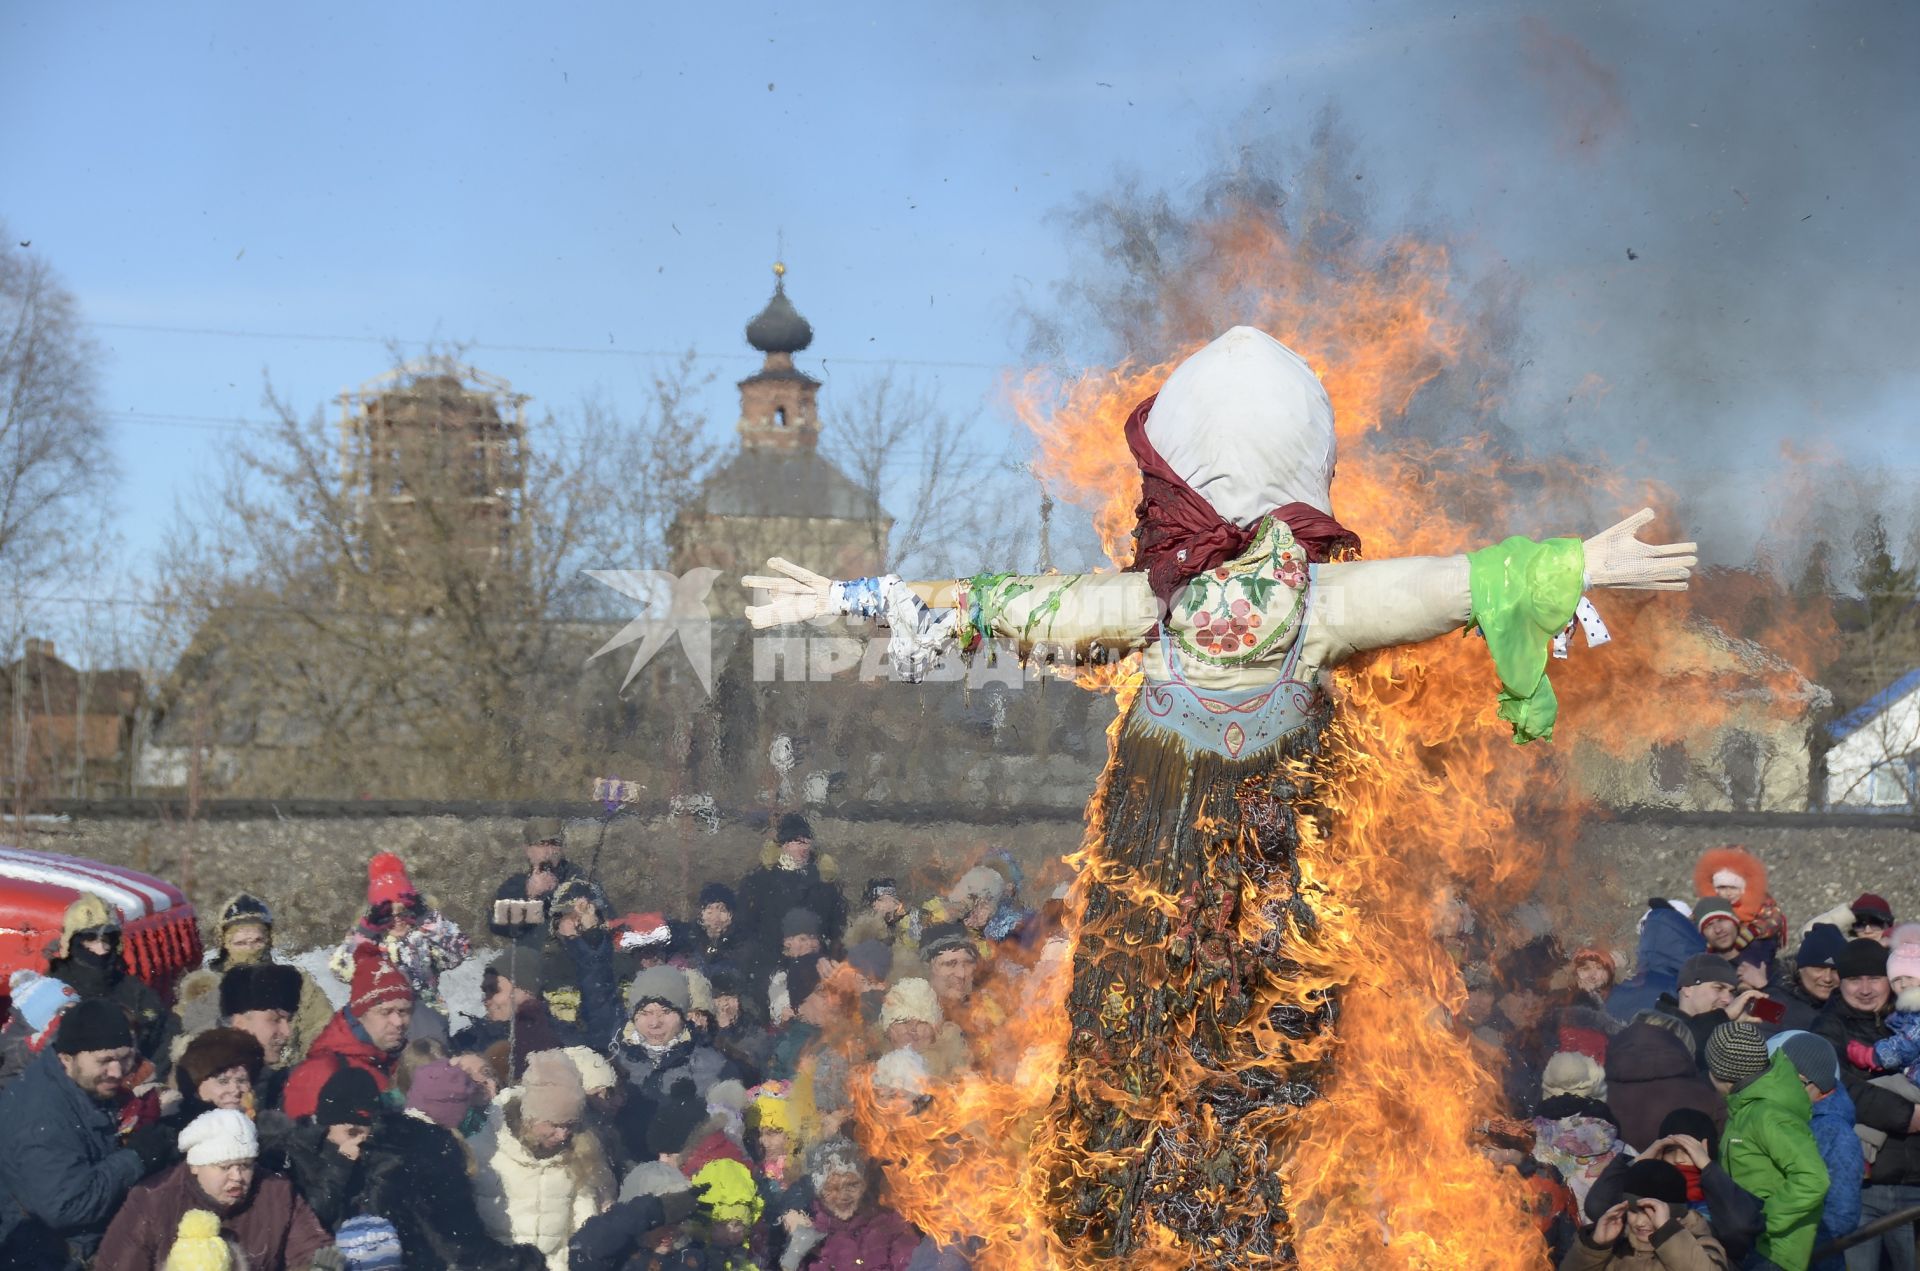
[1301,509,1695,663]
[745,508,1694,742]
[745,562,1158,667]
[1303,509,1694,741]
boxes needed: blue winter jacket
[1607,901,1707,1023]
[0,1046,143,1268]
[1808,1081,1864,1271]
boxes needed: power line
[91,320,1008,372]
[10,589,633,622]
[12,586,693,630]
[105,409,1031,463]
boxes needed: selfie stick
[588,777,646,884]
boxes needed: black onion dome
[745,274,813,354]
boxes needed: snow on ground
[287,944,491,1026]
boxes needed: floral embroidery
[1171,517,1307,668]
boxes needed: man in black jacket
[1815,937,1920,1271]
[1655,954,1766,1067]
[688,881,765,977]
[489,818,609,941]
[1775,922,1847,1030]
[735,813,848,954]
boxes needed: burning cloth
[746,325,1694,1264]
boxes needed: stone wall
[1566,817,1920,955]
[19,805,1916,962]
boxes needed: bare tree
[822,370,1033,578]
[148,351,720,798]
[0,236,113,591]
[570,353,721,588]
[0,236,129,815]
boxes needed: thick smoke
[1023,0,1918,569]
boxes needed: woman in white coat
[470,1050,614,1271]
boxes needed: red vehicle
[0,845,202,1015]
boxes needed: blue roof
[1830,667,1920,741]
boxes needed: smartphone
[1748,996,1786,1025]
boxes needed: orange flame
[852,208,1825,1269]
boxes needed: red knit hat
[366,852,417,907]
[349,944,414,1014]
[1558,1024,1609,1064]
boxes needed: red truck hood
[0,845,200,1003]
[0,845,187,922]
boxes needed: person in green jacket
[1705,1021,1830,1271]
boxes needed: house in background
[1825,668,1920,810]
[0,638,143,798]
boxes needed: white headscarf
[1144,326,1337,526]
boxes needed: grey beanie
[1677,953,1737,990]
[621,1159,694,1204]
[1769,1029,1840,1095]
[627,964,691,1014]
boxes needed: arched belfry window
[775,407,788,428]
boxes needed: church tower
[669,265,892,613]
[737,262,821,451]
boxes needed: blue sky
[4,0,1915,608]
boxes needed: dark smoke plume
[1023,0,1918,570]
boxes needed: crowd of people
[2,821,1915,1270]
[1462,843,1920,1271]
[0,814,1057,1270]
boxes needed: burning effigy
[733,193,1743,1267]
[745,308,1696,1266]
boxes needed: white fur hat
[949,865,1009,908]
[880,978,942,1030]
[1540,1051,1606,1102]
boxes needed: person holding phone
[1563,1158,1730,1269]
[1658,955,1776,1067]
[491,819,608,942]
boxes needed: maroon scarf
[1123,394,1360,606]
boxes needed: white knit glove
[742,558,956,681]
[1582,508,1696,591]
[883,578,959,682]
[743,558,837,627]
